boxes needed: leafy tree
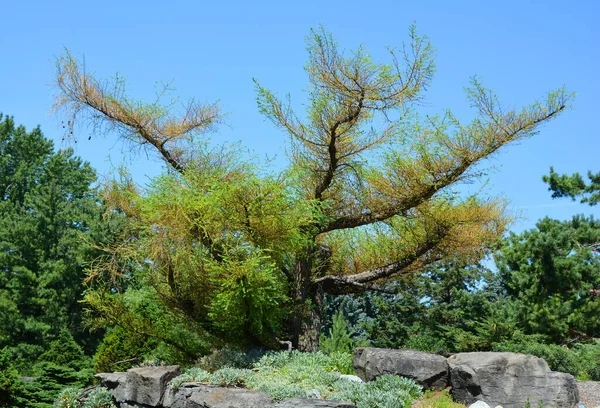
[53,26,572,351]
[543,166,600,206]
[495,215,600,343]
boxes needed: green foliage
[320,310,356,354]
[40,330,91,371]
[324,259,499,354]
[0,348,27,408]
[169,368,211,391]
[54,387,82,408]
[0,113,121,357]
[417,390,465,408]
[93,326,156,373]
[195,348,265,372]
[543,166,600,206]
[85,162,308,352]
[209,368,255,387]
[495,215,600,343]
[81,388,115,408]
[57,24,572,352]
[493,341,580,376]
[330,375,422,408]
[85,286,212,365]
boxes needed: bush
[54,387,82,408]
[169,367,211,391]
[196,348,265,371]
[209,368,255,387]
[402,334,447,355]
[82,387,115,408]
[330,374,422,408]
[492,341,580,376]
[416,390,466,408]
[94,326,156,373]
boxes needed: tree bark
[292,247,327,352]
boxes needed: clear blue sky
[1,0,598,233]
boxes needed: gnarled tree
[54,26,573,352]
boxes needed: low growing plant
[54,387,82,408]
[169,367,211,391]
[209,368,255,387]
[82,387,116,408]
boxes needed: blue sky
[1,0,598,233]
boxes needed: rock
[272,399,356,407]
[96,366,180,407]
[306,389,322,399]
[339,374,363,383]
[469,402,491,408]
[162,384,197,408]
[448,352,579,408]
[185,384,274,407]
[353,347,448,390]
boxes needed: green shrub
[417,389,465,408]
[54,387,82,408]
[209,368,255,387]
[245,381,307,401]
[323,351,354,374]
[0,348,28,407]
[320,311,355,354]
[82,387,115,408]
[196,348,265,371]
[93,326,156,373]
[169,367,211,391]
[330,374,422,408]
[492,341,580,376]
[402,334,447,355]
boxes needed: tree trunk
[291,245,329,352]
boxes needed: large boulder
[96,365,180,407]
[353,347,448,390]
[448,352,579,408]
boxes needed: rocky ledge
[96,366,355,408]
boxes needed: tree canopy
[52,26,573,351]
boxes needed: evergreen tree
[0,113,120,366]
[543,167,600,206]
[53,26,572,352]
[495,215,600,343]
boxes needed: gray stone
[161,385,196,408]
[339,374,363,383]
[469,402,491,408]
[185,384,273,407]
[96,366,180,407]
[448,352,579,408]
[272,399,356,407]
[353,347,448,390]
[306,389,322,399]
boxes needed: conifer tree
[53,27,573,351]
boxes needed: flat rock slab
[271,399,356,407]
[448,352,578,408]
[354,347,448,390]
[185,385,274,408]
